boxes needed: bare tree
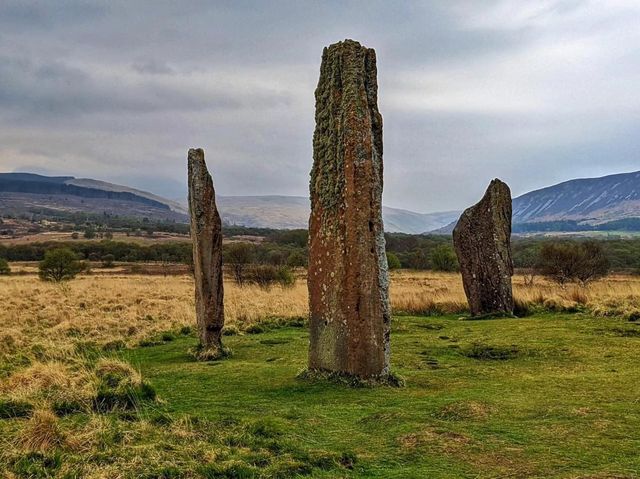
[224,242,254,286]
[536,241,609,287]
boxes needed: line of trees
[1,230,639,275]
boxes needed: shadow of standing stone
[307,39,392,380]
[453,179,514,317]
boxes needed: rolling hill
[513,171,640,225]
[435,170,640,234]
[2,170,639,234]
[0,173,457,233]
[217,195,458,233]
[0,172,189,223]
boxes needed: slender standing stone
[308,40,391,379]
[188,148,225,359]
[453,179,514,317]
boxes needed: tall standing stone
[308,40,391,379]
[453,179,514,317]
[188,148,226,359]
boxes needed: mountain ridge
[434,170,640,234]
[0,173,458,233]
[1,170,639,234]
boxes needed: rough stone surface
[453,179,514,317]
[308,39,391,379]
[188,148,225,356]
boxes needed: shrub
[246,265,295,289]
[38,248,83,282]
[224,243,255,286]
[386,252,401,269]
[430,245,459,272]
[101,254,115,268]
[537,241,610,286]
[0,257,10,275]
[513,297,533,317]
[247,265,277,288]
[275,266,296,287]
[286,251,307,268]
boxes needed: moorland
[1,265,639,478]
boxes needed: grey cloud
[0,0,639,212]
[132,59,175,75]
[0,55,293,121]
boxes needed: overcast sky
[1,0,639,212]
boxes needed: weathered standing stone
[187,148,225,359]
[453,179,514,317]
[308,40,391,379]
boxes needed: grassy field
[1,271,639,477]
[122,314,640,478]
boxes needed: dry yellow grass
[1,269,639,476]
[19,409,66,452]
[390,270,640,320]
[2,270,640,365]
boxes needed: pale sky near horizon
[0,0,639,212]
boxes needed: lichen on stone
[308,40,391,380]
[452,179,514,317]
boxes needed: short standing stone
[453,179,514,317]
[308,39,391,379]
[188,148,225,359]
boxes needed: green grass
[120,314,640,478]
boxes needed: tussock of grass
[222,324,241,336]
[19,410,66,452]
[1,362,93,412]
[93,359,156,412]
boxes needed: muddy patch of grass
[604,327,640,338]
[460,342,522,360]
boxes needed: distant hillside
[434,170,640,234]
[217,195,458,233]
[0,173,188,223]
[513,171,640,225]
[0,174,457,234]
[4,170,639,235]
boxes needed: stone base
[297,368,405,388]
[190,343,232,361]
[461,312,518,321]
